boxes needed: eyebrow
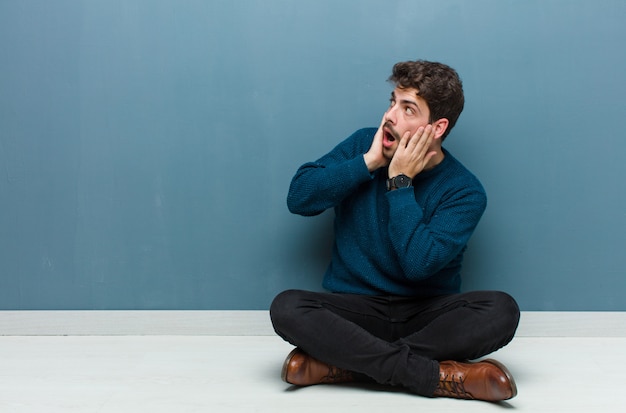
[390,91,421,113]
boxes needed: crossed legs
[270,290,520,397]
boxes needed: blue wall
[1,0,624,310]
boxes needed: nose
[384,104,397,124]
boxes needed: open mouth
[383,125,399,148]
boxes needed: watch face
[396,174,411,187]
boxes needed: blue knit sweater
[287,128,487,297]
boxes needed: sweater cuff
[347,154,376,182]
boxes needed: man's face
[381,87,432,160]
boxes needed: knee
[269,289,304,333]
[491,291,521,337]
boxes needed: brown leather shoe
[433,359,517,402]
[281,348,354,386]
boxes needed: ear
[432,118,449,140]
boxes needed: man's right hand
[363,116,390,172]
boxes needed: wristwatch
[386,174,412,191]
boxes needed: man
[270,60,520,402]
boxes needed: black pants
[270,289,520,396]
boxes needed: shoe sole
[482,358,518,399]
[281,348,301,384]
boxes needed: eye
[388,98,395,107]
[404,106,414,115]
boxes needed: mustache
[383,122,401,141]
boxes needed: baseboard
[0,310,272,336]
[0,310,624,337]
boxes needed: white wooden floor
[0,312,624,412]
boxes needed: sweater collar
[413,148,452,181]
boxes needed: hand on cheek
[364,115,391,172]
[388,125,438,178]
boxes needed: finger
[373,115,387,143]
[411,128,434,163]
[421,125,435,146]
[419,133,435,158]
[398,130,411,148]
[408,126,428,148]
[421,124,434,140]
[406,126,428,154]
[375,113,387,135]
[424,124,436,142]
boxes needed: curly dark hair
[388,60,464,140]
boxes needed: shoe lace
[322,365,353,383]
[438,373,472,399]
